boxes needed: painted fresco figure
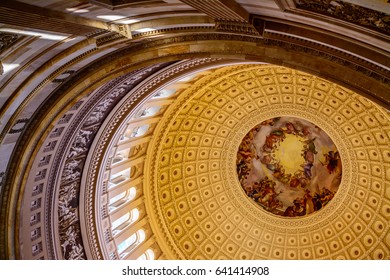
[302,162,313,178]
[304,190,315,215]
[322,151,341,174]
[285,122,296,134]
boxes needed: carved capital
[108,23,132,39]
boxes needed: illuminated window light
[137,249,155,260]
[66,7,89,13]
[117,229,145,254]
[129,124,149,138]
[73,9,89,13]
[112,213,130,230]
[128,187,136,201]
[109,191,126,205]
[0,28,67,41]
[110,167,131,181]
[152,88,176,98]
[97,15,126,21]
[118,233,136,253]
[178,75,195,82]
[2,63,20,74]
[117,19,139,25]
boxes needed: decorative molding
[261,33,390,85]
[215,20,260,35]
[0,32,22,54]
[126,32,390,93]
[2,26,389,259]
[96,32,127,47]
[0,172,5,193]
[52,70,77,83]
[0,3,101,36]
[107,23,132,39]
[0,48,98,144]
[131,26,215,39]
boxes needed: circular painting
[236,117,342,217]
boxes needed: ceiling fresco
[237,116,342,217]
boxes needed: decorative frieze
[55,63,170,259]
[0,32,22,54]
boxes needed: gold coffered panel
[145,64,390,260]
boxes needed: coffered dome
[78,64,389,260]
[143,65,390,260]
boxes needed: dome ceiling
[0,0,389,261]
[141,64,390,260]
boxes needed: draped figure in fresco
[321,150,342,190]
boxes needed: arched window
[118,233,136,254]
[137,249,155,260]
[130,124,150,138]
[109,187,136,211]
[128,187,136,201]
[136,106,161,118]
[111,208,140,233]
[152,88,175,99]
[117,229,146,255]
[112,154,124,164]
[109,167,132,187]
[111,212,129,230]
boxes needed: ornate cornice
[115,33,390,107]
[0,32,22,54]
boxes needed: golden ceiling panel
[145,64,390,260]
